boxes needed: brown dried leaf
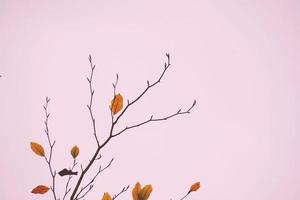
[189,182,201,193]
[30,142,45,157]
[58,168,78,176]
[71,145,80,159]
[111,93,123,115]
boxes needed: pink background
[0,0,300,199]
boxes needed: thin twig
[75,158,114,200]
[112,185,130,200]
[179,192,192,200]
[110,74,119,129]
[69,55,102,200]
[87,55,100,147]
[95,154,102,161]
[62,159,78,200]
[112,100,196,138]
[113,53,171,126]
[43,97,58,200]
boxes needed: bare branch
[77,185,94,200]
[70,55,103,200]
[112,73,119,95]
[113,53,171,126]
[43,97,58,200]
[75,158,114,200]
[112,185,130,200]
[112,100,196,138]
[87,54,100,147]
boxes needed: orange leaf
[138,184,153,200]
[31,185,50,194]
[189,182,200,193]
[30,142,45,157]
[111,93,123,115]
[102,192,112,200]
[132,182,141,200]
[70,145,80,159]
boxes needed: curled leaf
[111,93,123,114]
[138,185,153,200]
[102,192,112,200]
[71,145,80,159]
[132,182,141,200]
[30,142,45,157]
[31,185,49,194]
[58,168,78,176]
[189,182,200,193]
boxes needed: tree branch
[113,53,171,126]
[62,159,78,200]
[75,158,114,200]
[112,185,130,200]
[43,97,58,200]
[112,100,196,138]
[70,55,103,200]
[87,55,100,147]
[109,74,119,132]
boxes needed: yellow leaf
[132,182,141,200]
[111,93,123,115]
[138,184,152,200]
[102,192,112,200]
[30,142,45,157]
[31,185,49,194]
[189,182,200,193]
[71,145,80,159]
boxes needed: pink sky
[0,0,300,200]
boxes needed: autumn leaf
[132,182,152,200]
[31,185,49,194]
[102,192,112,200]
[138,185,152,200]
[30,142,45,157]
[71,145,80,159]
[189,182,201,193]
[132,182,141,200]
[111,93,123,115]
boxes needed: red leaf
[31,185,50,194]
